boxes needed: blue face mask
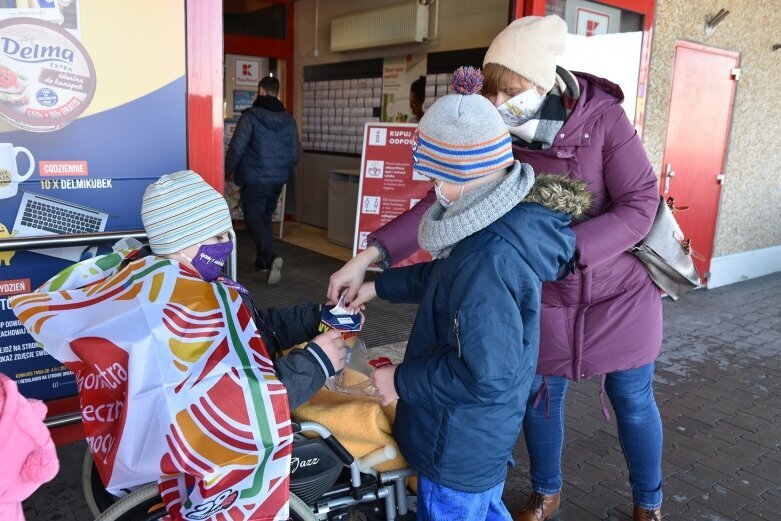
[182,241,233,281]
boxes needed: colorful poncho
[9,240,292,520]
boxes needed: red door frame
[187,0,224,192]
[509,0,655,135]
[224,0,296,112]
[47,0,226,445]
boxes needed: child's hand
[371,365,399,406]
[313,329,348,373]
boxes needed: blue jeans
[417,474,511,521]
[524,363,663,510]
[241,183,283,269]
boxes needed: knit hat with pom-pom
[412,66,513,183]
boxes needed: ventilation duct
[330,1,430,52]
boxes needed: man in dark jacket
[226,76,300,284]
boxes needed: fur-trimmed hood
[480,172,581,283]
[524,173,592,220]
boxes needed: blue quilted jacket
[375,201,576,492]
[225,96,300,187]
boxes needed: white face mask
[433,180,464,207]
[497,86,545,127]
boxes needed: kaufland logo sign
[235,58,260,86]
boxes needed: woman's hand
[312,329,348,373]
[371,365,399,406]
[350,281,377,309]
[327,245,381,305]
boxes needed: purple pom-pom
[451,66,483,95]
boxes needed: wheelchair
[84,421,416,521]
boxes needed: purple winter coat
[369,72,662,381]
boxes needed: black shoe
[267,256,283,285]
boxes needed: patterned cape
[9,240,292,521]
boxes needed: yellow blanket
[293,369,408,473]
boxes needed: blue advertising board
[0,1,188,400]
[233,89,254,114]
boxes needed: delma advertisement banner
[0,1,187,400]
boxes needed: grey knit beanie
[412,67,514,184]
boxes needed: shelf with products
[302,58,384,156]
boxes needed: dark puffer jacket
[225,96,300,187]
[375,177,587,492]
[249,301,334,411]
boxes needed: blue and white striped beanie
[412,66,514,184]
[141,170,233,254]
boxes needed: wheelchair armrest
[323,435,354,466]
[296,421,354,466]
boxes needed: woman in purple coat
[329,15,663,521]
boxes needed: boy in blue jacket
[352,68,588,520]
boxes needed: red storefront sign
[354,123,432,268]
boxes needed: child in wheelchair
[11,170,353,520]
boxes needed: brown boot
[633,506,662,521]
[514,492,560,521]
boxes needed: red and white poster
[354,123,432,268]
[576,7,611,36]
[565,0,620,37]
[234,57,261,87]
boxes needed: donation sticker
[0,17,96,132]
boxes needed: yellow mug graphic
[0,222,17,267]
[0,143,34,200]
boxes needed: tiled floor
[274,220,354,262]
[502,274,781,520]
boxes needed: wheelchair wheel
[83,450,121,516]
[289,492,316,521]
[93,483,165,521]
[93,482,315,521]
